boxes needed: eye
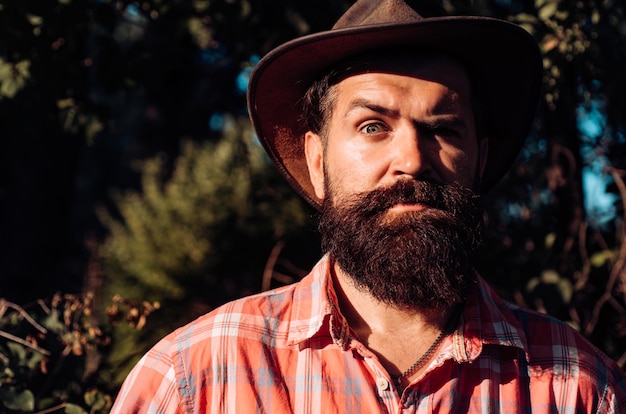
[423,124,462,141]
[360,122,386,135]
[434,126,456,137]
[425,118,466,140]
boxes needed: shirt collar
[287,254,345,347]
[286,254,529,362]
[453,275,529,362]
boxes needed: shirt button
[376,377,390,392]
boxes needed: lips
[388,202,429,213]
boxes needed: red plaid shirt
[111,255,626,413]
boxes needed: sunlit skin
[304,54,490,385]
[305,55,488,217]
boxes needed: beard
[318,179,485,311]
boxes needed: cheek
[439,147,478,183]
[325,145,384,193]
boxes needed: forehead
[330,51,472,94]
[328,53,475,120]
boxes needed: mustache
[341,179,479,218]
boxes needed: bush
[96,115,317,386]
[0,293,158,414]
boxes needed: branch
[35,403,67,414]
[584,168,626,335]
[0,330,50,356]
[0,299,48,334]
[574,220,590,291]
[262,240,285,292]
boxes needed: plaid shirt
[111,255,626,413]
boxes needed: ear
[478,137,489,178]
[305,131,325,200]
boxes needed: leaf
[0,386,35,411]
[6,342,26,361]
[538,2,558,20]
[42,309,66,334]
[590,250,615,267]
[0,78,19,98]
[64,403,88,414]
[557,278,573,303]
[84,389,111,411]
[0,59,31,98]
[0,366,15,382]
[26,14,43,26]
[540,269,560,284]
[84,389,98,406]
[526,277,540,292]
[26,349,45,369]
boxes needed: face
[305,54,488,207]
[305,54,488,310]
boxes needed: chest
[182,340,566,413]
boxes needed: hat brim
[247,16,543,209]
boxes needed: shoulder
[472,277,625,405]
[474,276,617,370]
[499,295,626,409]
[110,281,309,413]
[158,256,332,356]
[504,300,612,367]
[165,281,301,349]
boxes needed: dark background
[1,0,625,390]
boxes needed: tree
[0,0,349,303]
[97,116,318,384]
[1,0,624,401]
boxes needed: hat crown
[333,0,446,29]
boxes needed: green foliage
[479,133,626,369]
[0,0,121,138]
[0,294,158,414]
[1,0,624,403]
[473,0,626,370]
[511,0,593,111]
[99,115,310,301]
[97,115,316,384]
[0,58,30,99]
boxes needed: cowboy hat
[247,0,543,209]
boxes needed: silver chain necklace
[391,305,461,387]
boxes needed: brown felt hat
[247,0,543,209]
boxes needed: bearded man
[111,1,626,412]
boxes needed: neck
[331,261,459,382]
[332,262,452,333]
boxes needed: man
[111,0,626,412]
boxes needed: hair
[300,69,341,141]
[300,50,484,147]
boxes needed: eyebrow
[420,115,467,130]
[344,99,399,118]
[344,98,468,131]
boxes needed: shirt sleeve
[109,334,184,414]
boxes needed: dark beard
[318,179,484,311]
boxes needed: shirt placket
[349,338,408,413]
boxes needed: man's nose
[390,127,431,179]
